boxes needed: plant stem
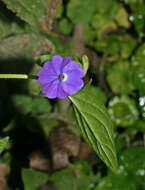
[0,74,37,79]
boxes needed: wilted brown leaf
[0,164,10,190]
[29,152,50,172]
[50,126,80,170]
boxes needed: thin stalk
[0,74,37,80]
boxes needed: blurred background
[0,0,145,189]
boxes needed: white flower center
[59,73,68,82]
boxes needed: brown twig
[72,24,86,56]
[41,0,62,33]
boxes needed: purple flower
[37,55,84,99]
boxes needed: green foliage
[22,168,48,190]
[51,161,97,190]
[59,18,73,35]
[0,137,9,154]
[38,118,58,138]
[0,33,55,60]
[0,12,25,39]
[69,84,117,171]
[106,35,136,58]
[107,61,135,94]
[131,43,145,94]
[12,95,52,115]
[108,96,139,127]
[139,96,145,119]
[54,4,64,19]
[82,55,89,76]
[115,5,130,28]
[31,98,52,115]
[1,0,50,30]
[87,86,107,105]
[94,0,115,12]
[67,0,96,24]
[95,148,145,190]
[128,1,145,36]
[0,0,145,189]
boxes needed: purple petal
[42,61,56,75]
[38,70,57,85]
[42,79,59,99]
[52,55,63,74]
[62,77,84,95]
[57,83,68,99]
[61,56,72,70]
[62,61,84,78]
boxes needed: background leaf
[107,61,135,94]
[12,95,52,115]
[51,161,97,190]
[0,33,55,60]
[1,0,50,31]
[0,137,9,154]
[67,0,96,24]
[22,168,48,190]
[95,148,145,190]
[108,96,139,127]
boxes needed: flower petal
[57,83,68,99]
[61,56,72,69]
[52,55,63,74]
[43,61,56,75]
[42,79,59,99]
[38,70,57,85]
[62,78,84,95]
[62,61,84,78]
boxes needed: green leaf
[131,43,145,67]
[123,120,145,135]
[0,12,25,39]
[107,61,135,94]
[51,161,97,190]
[129,2,145,36]
[131,43,145,94]
[28,79,42,96]
[84,25,97,47]
[59,18,73,35]
[95,147,145,190]
[0,34,55,60]
[69,85,118,171]
[39,118,58,139]
[87,85,107,105]
[67,0,96,24]
[12,95,32,115]
[32,98,52,115]
[82,55,89,76]
[94,0,115,13]
[0,137,9,154]
[106,35,136,59]
[22,168,48,190]
[1,0,50,30]
[54,4,64,19]
[139,96,145,119]
[91,14,117,40]
[34,54,53,66]
[95,173,138,190]
[108,96,139,127]
[12,95,52,115]
[115,5,130,28]
[133,67,145,94]
[120,35,136,59]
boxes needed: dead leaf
[29,152,50,172]
[50,126,80,170]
